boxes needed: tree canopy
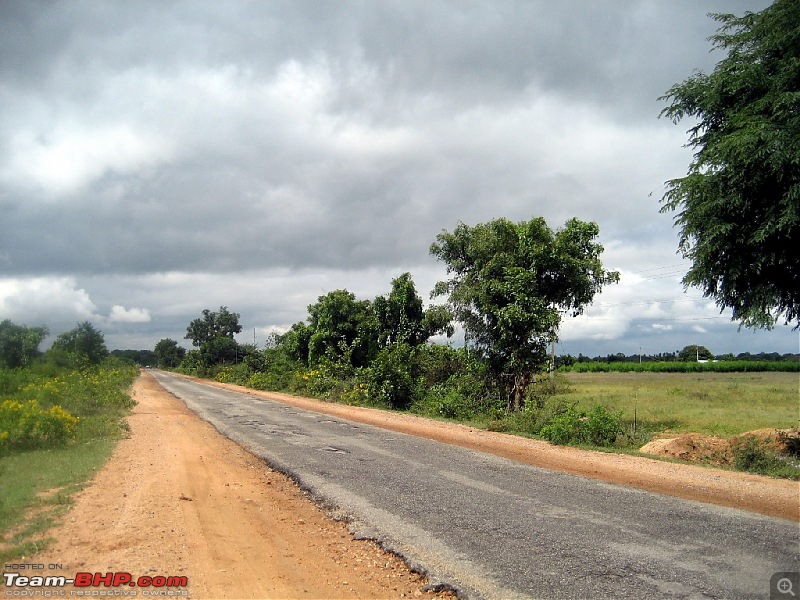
[431,216,618,410]
[660,0,800,329]
[0,320,49,368]
[185,306,243,367]
[374,272,453,347]
[306,290,377,368]
[185,306,242,346]
[51,321,108,365]
[677,345,714,362]
[153,338,186,368]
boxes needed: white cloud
[108,305,151,323]
[3,124,174,196]
[0,277,97,323]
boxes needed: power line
[628,263,691,274]
[565,315,729,323]
[589,296,705,308]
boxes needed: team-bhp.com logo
[3,571,188,597]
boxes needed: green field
[558,371,799,437]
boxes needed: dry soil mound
[640,428,800,465]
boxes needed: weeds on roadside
[731,436,800,480]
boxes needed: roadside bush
[365,344,421,410]
[539,407,583,445]
[215,364,252,386]
[416,344,471,388]
[731,436,800,479]
[539,404,623,447]
[338,381,370,406]
[0,399,79,454]
[421,381,476,420]
[413,370,503,421]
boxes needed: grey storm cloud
[3,0,795,355]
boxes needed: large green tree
[430,216,618,411]
[50,321,108,365]
[677,344,714,362]
[660,0,800,329]
[184,306,243,366]
[0,320,49,368]
[153,338,186,368]
[306,290,377,368]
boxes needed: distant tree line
[0,319,111,369]
[558,345,799,367]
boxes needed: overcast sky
[2,0,797,357]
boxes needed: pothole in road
[317,446,349,454]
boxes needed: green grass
[559,371,799,437]
[0,440,118,560]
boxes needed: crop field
[558,371,799,437]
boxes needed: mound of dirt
[732,428,800,454]
[640,428,800,465]
[640,434,732,464]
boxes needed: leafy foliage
[50,321,108,366]
[365,343,420,410]
[430,216,618,410]
[0,400,78,454]
[731,436,800,479]
[111,349,156,366]
[677,345,714,362]
[660,0,800,329]
[0,321,49,369]
[0,355,137,456]
[307,290,377,369]
[185,306,243,346]
[184,307,243,368]
[153,338,186,368]
[374,273,453,347]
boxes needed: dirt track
[28,371,798,599]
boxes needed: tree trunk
[511,372,529,412]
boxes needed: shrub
[731,436,800,479]
[539,404,623,447]
[418,380,491,420]
[583,404,624,446]
[539,407,583,445]
[215,364,252,386]
[0,399,79,454]
[780,432,800,458]
[365,344,420,410]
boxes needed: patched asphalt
[151,371,799,599]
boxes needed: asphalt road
[150,371,799,599]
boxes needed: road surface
[151,370,799,599]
